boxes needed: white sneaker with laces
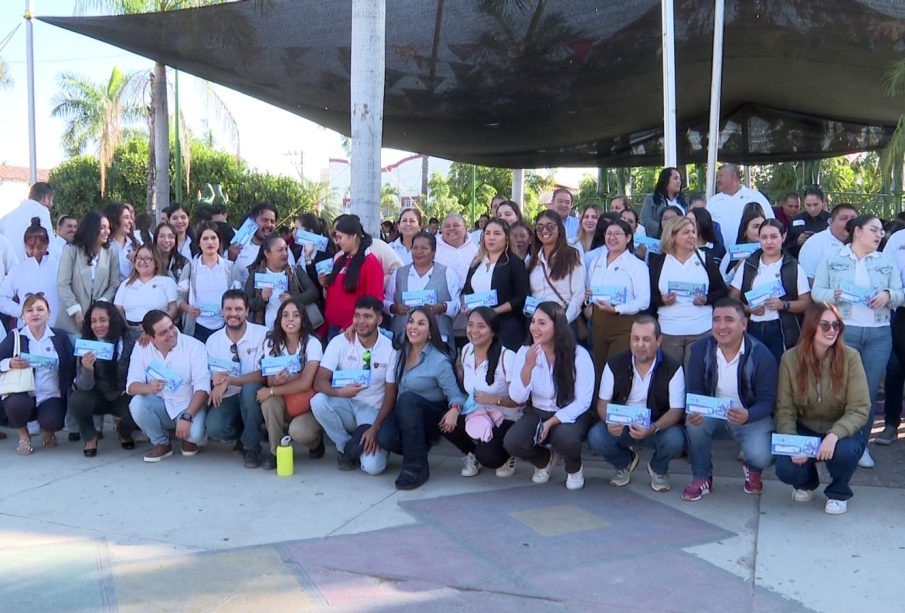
[825,499,848,515]
[792,488,814,502]
[858,448,875,468]
[495,456,516,477]
[565,466,585,490]
[532,450,558,484]
[460,452,480,477]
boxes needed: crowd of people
[0,166,898,515]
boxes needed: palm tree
[51,66,143,194]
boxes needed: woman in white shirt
[585,219,650,384]
[167,203,194,260]
[527,211,585,326]
[153,222,191,286]
[730,219,811,364]
[114,244,178,327]
[258,298,325,469]
[389,208,422,266]
[444,307,522,477]
[103,201,139,281]
[503,301,595,490]
[570,205,600,256]
[0,217,61,322]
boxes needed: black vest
[608,349,681,422]
[738,250,802,348]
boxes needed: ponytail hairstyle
[468,307,504,386]
[329,215,373,292]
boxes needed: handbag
[285,388,316,417]
[304,302,325,330]
[0,329,36,396]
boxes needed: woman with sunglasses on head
[812,214,903,469]
[528,211,585,328]
[114,244,178,327]
[730,219,812,364]
[0,293,74,455]
[69,302,140,457]
[774,303,870,515]
[503,301,595,490]
[0,218,61,323]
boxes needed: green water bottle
[277,436,294,477]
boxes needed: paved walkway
[1,423,903,612]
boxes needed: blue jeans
[310,393,388,475]
[685,415,774,478]
[204,383,264,451]
[774,424,863,500]
[381,392,448,472]
[129,394,207,446]
[844,325,891,443]
[747,319,784,366]
[587,421,685,475]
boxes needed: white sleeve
[795,265,811,294]
[305,336,324,363]
[553,347,595,424]
[445,268,461,317]
[501,349,515,384]
[163,277,178,302]
[566,263,585,322]
[319,338,342,373]
[385,350,399,384]
[598,364,615,401]
[620,260,650,315]
[0,267,19,318]
[113,283,125,306]
[508,346,531,404]
[190,341,212,393]
[668,367,686,410]
[125,344,146,390]
[799,239,818,279]
[383,271,397,313]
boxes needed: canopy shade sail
[41,0,905,168]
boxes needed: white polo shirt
[598,359,685,411]
[0,255,61,322]
[320,332,398,410]
[114,275,178,323]
[708,187,774,249]
[461,343,521,421]
[798,228,844,280]
[657,253,711,335]
[714,340,745,408]
[205,322,267,397]
[509,344,595,424]
[186,255,238,330]
[264,335,324,369]
[126,332,212,418]
[6,326,61,405]
[586,249,651,315]
[730,259,810,322]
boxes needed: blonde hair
[659,216,696,255]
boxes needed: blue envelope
[231,217,258,246]
[523,296,541,315]
[254,272,289,292]
[73,339,115,360]
[745,278,784,309]
[605,403,652,429]
[146,361,184,392]
[839,282,873,307]
[728,243,759,261]
[295,230,329,253]
[668,281,706,298]
[402,289,438,307]
[771,433,821,458]
[685,393,731,420]
[197,303,221,317]
[590,285,627,305]
[208,356,240,377]
[261,354,301,376]
[315,259,334,277]
[464,289,498,309]
[20,352,58,371]
[633,236,662,254]
[332,369,371,387]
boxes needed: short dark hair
[251,203,278,220]
[28,182,53,201]
[713,297,747,319]
[632,314,661,338]
[221,289,248,308]
[551,188,573,204]
[412,230,436,251]
[428,217,440,225]
[830,203,858,219]
[354,295,383,315]
[142,310,171,336]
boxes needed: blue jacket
[686,333,777,422]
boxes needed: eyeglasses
[230,343,240,364]
[605,231,626,239]
[536,223,557,233]
[362,350,372,370]
[817,321,842,332]
[864,226,886,237]
[135,256,155,263]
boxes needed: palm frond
[884,58,905,96]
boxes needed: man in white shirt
[547,188,580,241]
[311,296,398,475]
[51,215,78,254]
[1,182,54,262]
[434,213,478,286]
[204,290,268,469]
[798,204,858,282]
[127,310,211,462]
[707,164,774,249]
[230,204,296,286]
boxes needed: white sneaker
[460,452,480,477]
[858,448,875,468]
[792,488,814,502]
[495,456,516,477]
[532,450,558,484]
[565,466,585,490]
[825,499,848,515]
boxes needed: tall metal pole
[471,164,476,225]
[349,0,385,236]
[661,0,677,167]
[705,0,725,199]
[512,168,524,206]
[25,0,37,184]
[174,70,182,202]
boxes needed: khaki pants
[661,331,710,372]
[261,396,322,453]
[591,308,634,388]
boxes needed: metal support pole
[661,0,677,167]
[25,0,37,184]
[705,0,725,199]
[512,168,524,205]
[174,70,182,202]
[471,164,476,225]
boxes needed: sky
[0,0,592,189]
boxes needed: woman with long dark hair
[114,244,178,326]
[390,208,423,265]
[774,303,870,514]
[322,216,384,339]
[641,167,687,237]
[503,301,595,490]
[687,207,726,264]
[528,211,585,325]
[166,203,194,259]
[722,203,766,279]
[245,235,319,328]
[571,205,601,256]
[103,201,139,280]
[153,222,190,285]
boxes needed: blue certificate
[261,354,301,376]
[73,339,115,360]
[668,281,706,298]
[729,243,759,261]
[197,303,221,317]
[254,272,289,292]
[208,356,240,377]
[295,230,329,253]
[523,296,541,315]
[605,403,652,429]
[231,217,258,246]
[20,352,58,371]
[771,433,821,458]
[402,289,438,307]
[146,360,184,392]
[839,282,873,307]
[315,259,334,277]
[463,289,498,309]
[634,236,662,254]
[685,393,731,420]
[590,285,627,305]
[745,278,784,309]
[332,369,371,387]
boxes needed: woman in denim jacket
[812,214,904,468]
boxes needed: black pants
[69,389,136,441]
[379,392,449,471]
[444,416,514,469]
[503,406,594,474]
[4,393,65,432]
[193,323,220,344]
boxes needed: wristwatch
[179,412,193,422]
[652,423,661,435]
[782,300,791,311]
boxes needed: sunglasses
[362,350,372,370]
[230,343,240,364]
[817,321,842,332]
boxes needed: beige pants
[261,396,323,453]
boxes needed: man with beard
[231,203,297,285]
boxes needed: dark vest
[391,262,454,345]
[738,250,802,348]
[608,349,681,422]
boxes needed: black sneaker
[309,438,326,459]
[262,452,277,470]
[337,451,357,471]
[243,449,262,469]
